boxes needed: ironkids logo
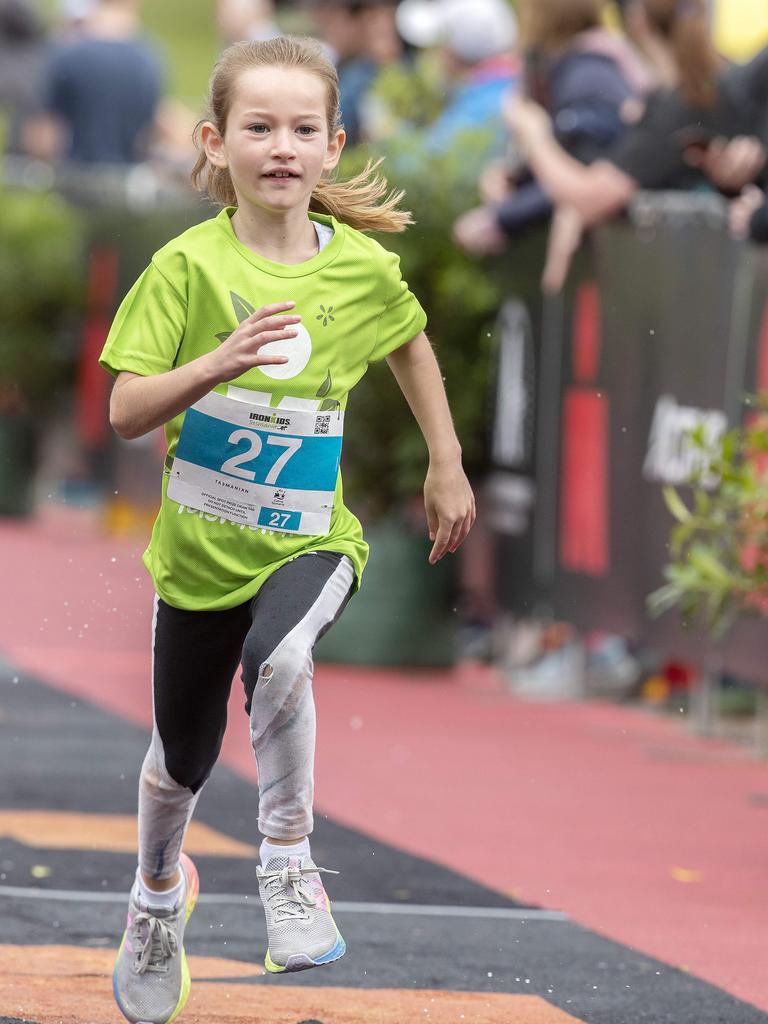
[249,411,290,431]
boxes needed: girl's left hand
[424,460,476,565]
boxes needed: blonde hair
[643,0,720,107]
[191,36,412,233]
[521,0,606,51]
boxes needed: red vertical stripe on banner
[76,245,120,447]
[757,300,768,393]
[743,307,768,586]
[559,390,609,576]
[573,281,601,385]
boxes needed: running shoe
[256,854,346,973]
[113,852,199,1024]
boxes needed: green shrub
[648,403,768,635]
[340,145,500,518]
[0,188,84,411]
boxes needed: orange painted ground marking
[0,811,257,857]
[1,945,587,1024]
[3,944,263,980]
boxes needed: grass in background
[141,0,218,108]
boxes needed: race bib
[167,391,343,536]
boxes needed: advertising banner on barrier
[489,297,539,614]
[495,196,768,679]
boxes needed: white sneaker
[256,854,346,973]
[113,853,199,1024]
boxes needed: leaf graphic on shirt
[319,398,340,412]
[215,331,233,343]
[316,368,332,398]
[230,291,255,323]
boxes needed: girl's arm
[386,331,475,564]
[109,302,301,439]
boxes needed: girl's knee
[242,634,312,714]
[141,737,218,795]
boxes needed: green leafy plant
[338,144,500,519]
[648,401,768,636]
[366,52,447,135]
[0,187,84,412]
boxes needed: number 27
[221,430,302,484]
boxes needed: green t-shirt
[99,208,427,610]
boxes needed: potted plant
[0,186,84,515]
[648,405,768,632]
[315,144,500,667]
[648,403,768,739]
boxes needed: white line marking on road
[333,901,567,921]
[0,885,568,921]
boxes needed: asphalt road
[1,660,766,1024]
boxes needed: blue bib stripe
[177,407,342,492]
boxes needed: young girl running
[101,35,474,1024]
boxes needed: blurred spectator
[25,0,164,166]
[506,0,766,231]
[305,0,401,145]
[454,0,652,257]
[363,0,403,66]
[396,0,519,156]
[0,0,47,155]
[217,0,280,45]
[626,35,768,197]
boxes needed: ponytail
[310,159,413,234]
[191,37,413,234]
[644,0,720,108]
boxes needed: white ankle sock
[135,867,184,909]
[260,836,311,865]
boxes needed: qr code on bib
[314,415,331,435]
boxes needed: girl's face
[203,65,345,215]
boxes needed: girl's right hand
[207,302,300,383]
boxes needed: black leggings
[139,551,355,880]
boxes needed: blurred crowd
[4,0,768,252]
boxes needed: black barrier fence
[492,192,768,686]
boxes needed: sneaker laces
[131,910,179,975]
[256,864,338,922]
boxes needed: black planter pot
[315,515,456,668]
[0,413,38,517]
